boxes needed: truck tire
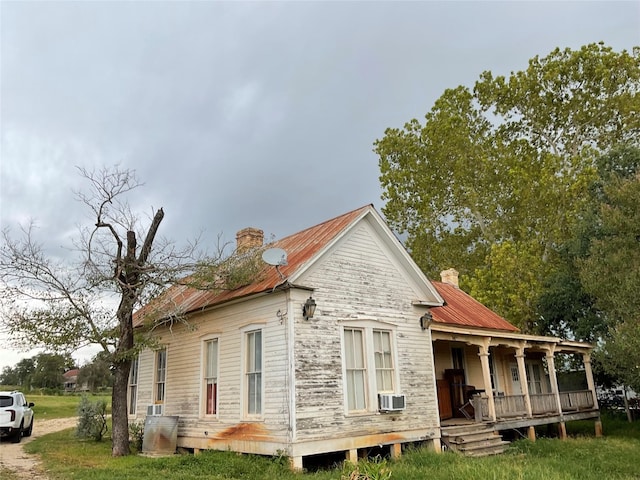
[11,421,23,443]
[24,417,34,437]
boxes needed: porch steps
[441,424,509,457]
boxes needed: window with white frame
[155,349,167,404]
[245,330,262,415]
[452,346,465,371]
[527,362,544,394]
[373,330,394,393]
[344,328,367,411]
[342,323,397,413]
[204,339,219,415]
[128,356,139,415]
[488,352,499,391]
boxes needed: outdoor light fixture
[420,311,433,330]
[303,296,317,320]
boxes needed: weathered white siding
[293,219,440,447]
[133,292,294,452]
[133,211,443,462]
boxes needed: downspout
[286,289,297,447]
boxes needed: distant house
[63,368,89,392]
[129,205,600,469]
[63,369,79,392]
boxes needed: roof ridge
[269,204,372,246]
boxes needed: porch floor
[440,417,485,428]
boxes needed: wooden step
[441,423,510,457]
[441,424,495,437]
[462,442,510,457]
[449,430,501,444]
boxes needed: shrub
[76,395,108,441]
[128,420,145,452]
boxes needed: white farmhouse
[129,205,600,469]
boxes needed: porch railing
[560,390,595,411]
[495,394,527,418]
[472,390,595,421]
[530,393,558,415]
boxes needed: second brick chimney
[440,268,459,288]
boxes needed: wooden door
[444,368,466,415]
[437,379,452,420]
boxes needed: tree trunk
[110,210,164,456]
[111,358,131,456]
[111,294,135,456]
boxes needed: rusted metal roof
[430,281,520,332]
[135,204,520,334]
[63,369,80,378]
[134,205,371,326]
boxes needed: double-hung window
[245,329,262,416]
[342,323,397,413]
[373,330,394,392]
[527,362,544,394]
[344,328,367,411]
[488,352,499,392]
[155,349,167,404]
[204,339,219,415]
[128,356,139,415]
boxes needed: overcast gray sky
[1,1,639,371]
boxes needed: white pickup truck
[0,391,35,443]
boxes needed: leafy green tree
[78,351,113,392]
[537,146,640,343]
[375,43,640,330]
[578,149,640,392]
[0,366,19,386]
[14,358,36,389]
[536,256,604,343]
[30,353,73,390]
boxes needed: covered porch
[431,323,601,439]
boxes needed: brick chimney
[236,227,264,253]
[440,268,459,288]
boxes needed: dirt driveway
[0,417,77,479]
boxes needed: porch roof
[430,281,520,332]
[430,322,593,353]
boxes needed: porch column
[478,342,496,421]
[545,347,564,416]
[516,346,532,418]
[582,353,599,410]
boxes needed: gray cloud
[1,0,638,368]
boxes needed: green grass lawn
[25,392,111,419]
[24,429,640,480]
[18,413,640,480]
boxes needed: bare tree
[0,166,214,456]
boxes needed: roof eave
[430,322,593,350]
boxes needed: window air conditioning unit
[146,404,164,416]
[378,393,406,412]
